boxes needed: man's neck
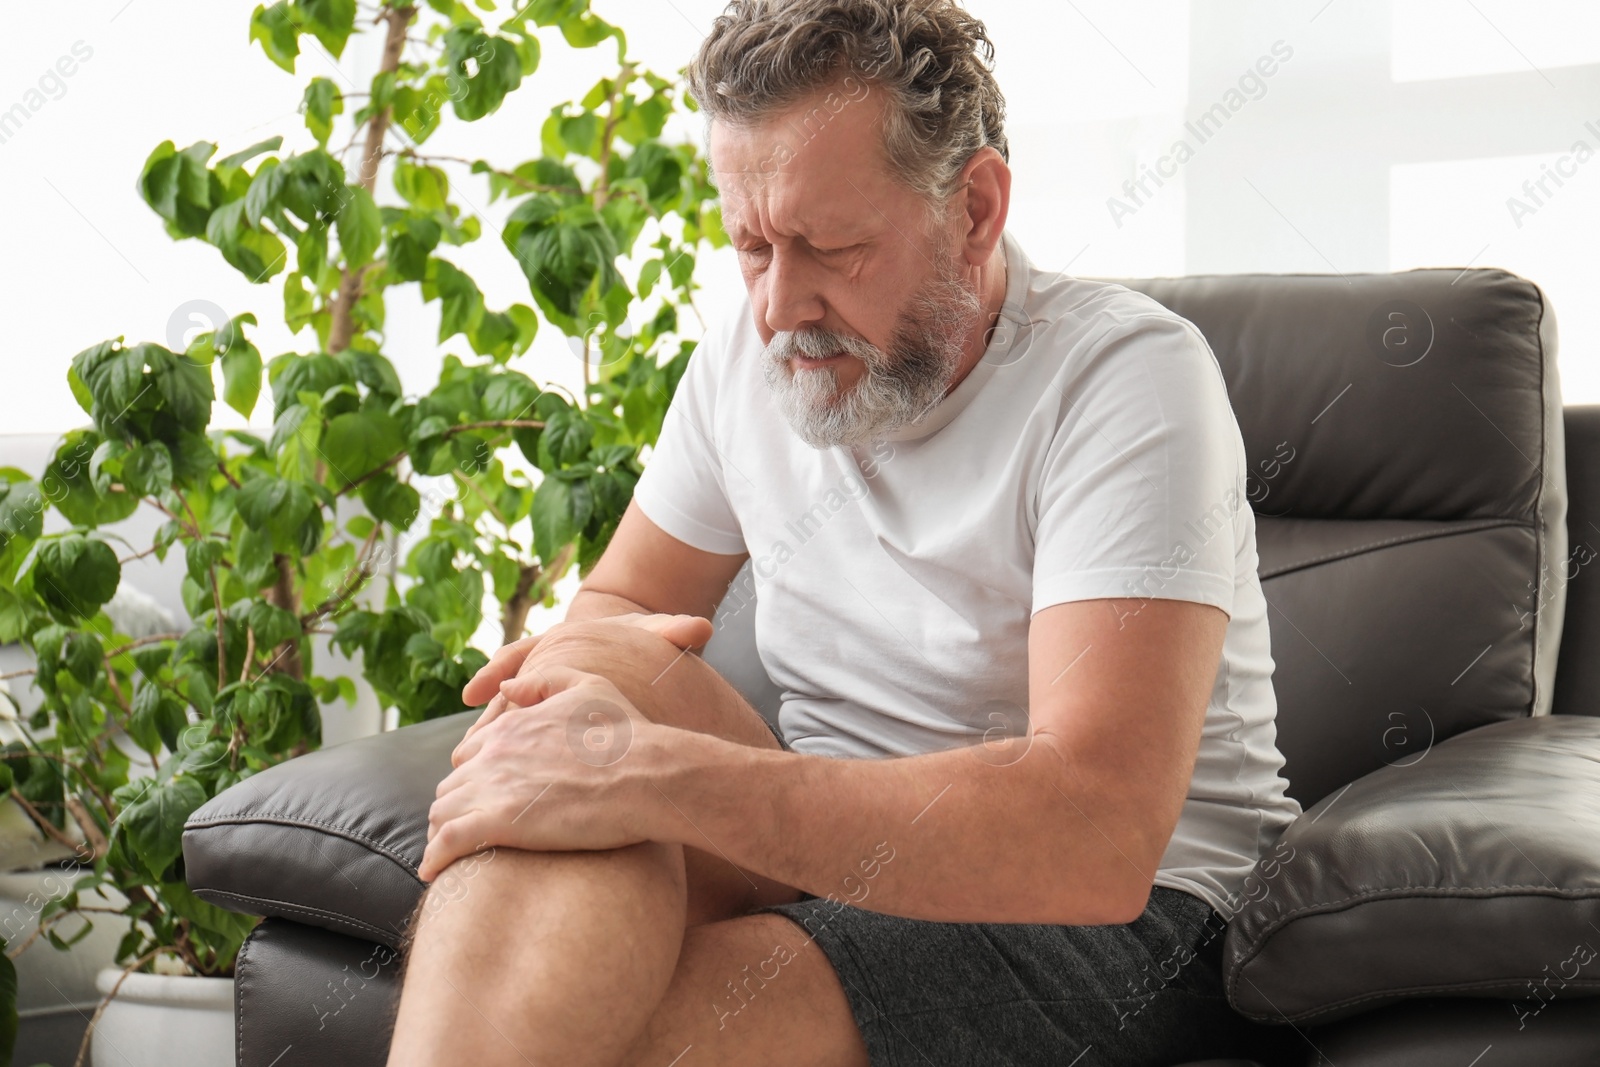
[944,237,1010,398]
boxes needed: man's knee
[520,622,742,733]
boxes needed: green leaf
[221,338,264,418]
[0,480,45,548]
[148,344,217,432]
[34,536,120,621]
[393,158,449,211]
[119,776,207,880]
[503,197,621,319]
[120,442,174,495]
[249,3,301,73]
[235,523,276,588]
[385,214,441,282]
[321,410,404,486]
[73,338,146,417]
[63,631,105,686]
[335,184,382,269]
[129,682,188,753]
[392,80,446,144]
[42,432,139,527]
[442,29,523,122]
[298,0,356,56]
[185,538,228,586]
[206,199,288,282]
[360,474,421,528]
[139,140,216,238]
[423,259,485,342]
[541,407,593,466]
[559,12,615,48]
[216,135,283,171]
[237,476,322,553]
[247,600,301,647]
[302,77,343,145]
[530,476,575,561]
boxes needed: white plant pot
[91,967,234,1067]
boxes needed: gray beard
[761,260,984,449]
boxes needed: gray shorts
[756,885,1241,1066]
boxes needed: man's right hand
[458,612,714,739]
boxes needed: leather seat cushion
[1222,715,1600,1024]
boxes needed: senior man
[389,2,1301,1065]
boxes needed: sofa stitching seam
[1259,518,1525,579]
[186,813,422,877]
[201,888,399,944]
[1240,975,1600,1024]
[1226,884,1600,1005]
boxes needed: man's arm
[568,500,750,622]
[439,593,1225,922]
[637,596,1224,925]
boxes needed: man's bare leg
[389,842,687,1067]
[386,624,806,1067]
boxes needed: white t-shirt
[632,229,1302,917]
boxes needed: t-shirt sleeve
[1032,312,1242,617]
[630,317,748,556]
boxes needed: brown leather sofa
[184,268,1600,1066]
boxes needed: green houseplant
[0,1,722,1062]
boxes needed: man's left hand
[420,665,663,882]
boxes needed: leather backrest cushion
[1112,270,1567,804]
[1222,715,1600,1025]
[1114,270,1553,522]
[1555,405,1600,717]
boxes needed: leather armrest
[1223,715,1600,1024]
[183,712,473,947]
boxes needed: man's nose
[762,247,826,335]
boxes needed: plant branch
[64,794,108,860]
[593,63,634,212]
[73,945,174,1067]
[328,2,415,355]
[209,565,227,693]
[265,554,305,681]
[301,522,384,627]
[8,789,79,852]
[105,632,183,661]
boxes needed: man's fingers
[462,634,540,706]
[621,612,715,650]
[452,692,511,767]
[451,666,614,768]
[418,813,490,883]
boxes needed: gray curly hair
[685,0,1009,203]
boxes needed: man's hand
[455,612,713,758]
[422,666,665,882]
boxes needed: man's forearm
[641,729,1157,926]
[564,587,651,622]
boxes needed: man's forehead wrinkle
[724,189,868,247]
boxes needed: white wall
[2,0,1595,434]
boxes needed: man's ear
[955,146,1010,267]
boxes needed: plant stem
[64,794,108,860]
[266,554,305,681]
[500,542,575,644]
[209,565,227,693]
[334,421,543,497]
[328,2,416,355]
[7,789,79,851]
[73,945,172,1067]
